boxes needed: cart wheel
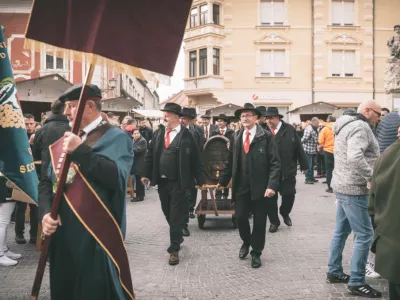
[198,214,206,229]
[232,215,237,229]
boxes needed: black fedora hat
[256,106,267,116]
[160,103,182,116]
[216,114,229,122]
[201,114,212,119]
[181,107,195,119]
[189,108,197,119]
[234,103,261,119]
[265,107,283,119]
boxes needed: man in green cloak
[41,84,135,300]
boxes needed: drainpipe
[311,0,315,103]
[372,0,376,100]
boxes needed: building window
[261,50,286,77]
[331,0,355,26]
[213,4,220,25]
[189,51,197,77]
[332,50,356,77]
[45,50,65,70]
[200,5,208,25]
[213,48,220,75]
[199,48,207,76]
[190,7,198,28]
[260,0,285,26]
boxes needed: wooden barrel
[202,135,230,185]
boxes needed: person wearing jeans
[0,176,22,267]
[327,101,382,298]
[305,153,315,182]
[319,116,335,193]
[328,193,373,287]
[301,118,319,184]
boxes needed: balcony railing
[184,76,223,93]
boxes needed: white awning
[131,109,163,119]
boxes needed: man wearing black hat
[180,107,204,236]
[41,83,134,300]
[218,103,281,268]
[256,106,268,130]
[201,114,216,141]
[265,107,308,233]
[142,103,206,265]
[211,114,235,200]
[189,108,204,141]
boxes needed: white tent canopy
[131,109,163,119]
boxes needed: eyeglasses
[240,114,256,119]
[368,108,381,118]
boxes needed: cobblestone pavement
[0,175,388,300]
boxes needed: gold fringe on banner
[24,39,171,88]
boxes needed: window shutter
[343,1,354,25]
[274,50,285,76]
[261,50,272,76]
[344,51,355,77]
[332,51,342,76]
[260,0,273,25]
[273,0,285,25]
[331,1,342,25]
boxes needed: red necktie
[221,129,225,135]
[271,128,276,136]
[165,129,172,148]
[244,131,250,154]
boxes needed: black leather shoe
[269,224,279,233]
[189,211,195,219]
[169,251,179,265]
[239,244,250,259]
[283,216,292,227]
[15,234,26,244]
[182,227,190,237]
[131,196,144,202]
[251,256,262,268]
[29,238,37,245]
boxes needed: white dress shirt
[80,116,102,142]
[219,127,227,135]
[165,124,181,144]
[204,124,212,139]
[242,124,257,145]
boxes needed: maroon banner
[49,138,134,300]
[25,0,193,76]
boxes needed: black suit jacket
[131,136,147,175]
[272,121,308,180]
[143,125,206,191]
[219,124,281,200]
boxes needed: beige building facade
[183,0,399,123]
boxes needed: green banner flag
[0,26,38,205]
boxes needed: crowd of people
[0,82,399,299]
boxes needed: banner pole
[30,63,96,300]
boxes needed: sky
[157,45,185,102]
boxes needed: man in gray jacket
[326,100,382,298]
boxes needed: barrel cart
[195,135,236,229]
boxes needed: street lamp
[101,77,117,93]
[108,78,117,89]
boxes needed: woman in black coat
[131,128,147,202]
